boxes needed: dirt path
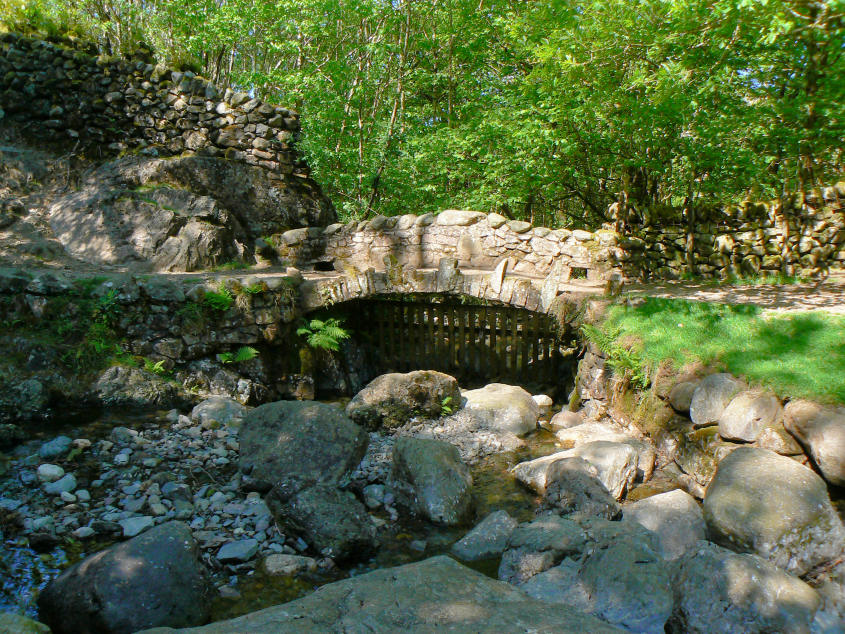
[625,271,845,316]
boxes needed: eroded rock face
[783,400,845,486]
[703,447,845,575]
[689,373,746,428]
[148,556,620,633]
[391,436,473,526]
[48,155,334,272]
[265,484,376,562]
[668,541,821,634]
[346,371,461,431]
[37,521,211,634]
[239,400,368,494]
[461,383,540,436]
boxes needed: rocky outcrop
[669,541,821,633]
[147,556,621,632]
[238,400,367,494]
[391,436,473,526]
[37,521,211,634]
[346,370,461,431]
[783,400,845,486]
[703,447,845,575]
[461,383,540,436]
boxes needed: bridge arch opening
[306,292,578,398]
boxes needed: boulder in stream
[391,436,473,525]
[239,400,367,494]
[451,510,518,561]
[461,383,540,436]
[345,370,461,430]
[703,447,845,575]
[37,521,211,634]
[622,489,705,560]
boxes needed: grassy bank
[588,297,845,405]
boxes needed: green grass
[678,272,811,287]
[598,297,845,404]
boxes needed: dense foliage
[2,0,842,225]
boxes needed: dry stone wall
[617,191,845,280]
[0,33,309,179]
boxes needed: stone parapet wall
[0,33,306,179]
[274,209,620,282]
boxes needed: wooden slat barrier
[351,298,568,387]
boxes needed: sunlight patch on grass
[602,298,845,404]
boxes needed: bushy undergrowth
[586,297,845,404]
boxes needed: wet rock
[149,556,619,633]
[191,396,249,429]
[450,510,518,562]
[239,400,367,494]
[516,516,674,633]
[512,440,637,499]
[622,489,705,560]
[717,390,782,443]
[262,553,318,576]
[461,383,540,436]
[539,456,621,519]
[38,435,72,459]
[668,541,820,633]
[689,373,745,427]
[783,400,845,486]
[266,484,376,562]
[346,370,461,431]
[37,521,211,634]
[217,539,259,563]
[703,447,845,575]
[391,436,473,526]
[532,394,553,420]
[28,532,59,553]
[498,514,587,585]
[93,366,189,409]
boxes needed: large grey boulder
[391,436,473,525]
[539,457,621,520]
[717,390,782,442]
[512,440,638,499]
[93,366,189,409]
[265,484,376,562]
[703,447,845,575]
[689,373,745,427]
[668,541,821,633]
[37,521,211,634]
[345,371,461,431]
[622,489,705,560]
[146,556,621,632]
[498,514,588,585]
[516,516,674,634]
[461,383,540,436]
[239,401,367,494]
[783,400,845,486]
[555,422,655,482]
[451,510,518,562]
[668,380,698,414]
